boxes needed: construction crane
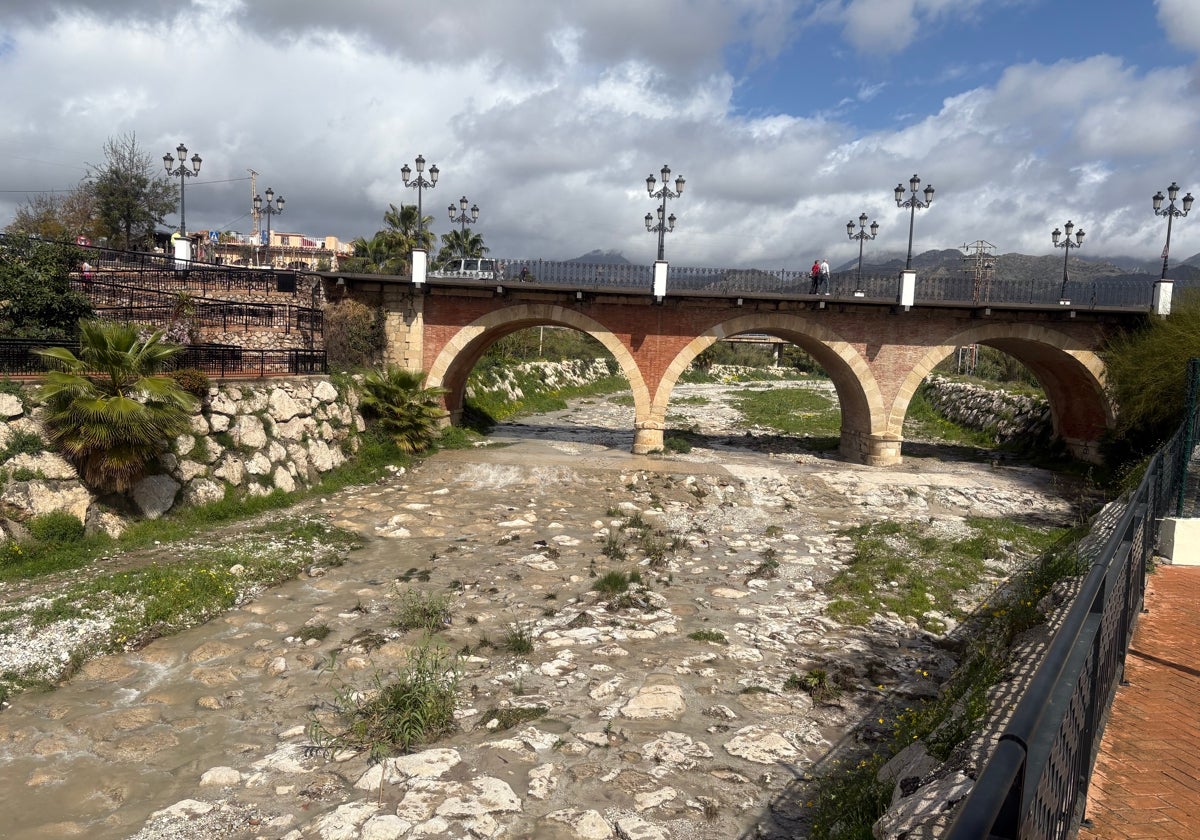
[248,168,259,237]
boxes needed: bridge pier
[842,430,904,466]
[633,423,664,455]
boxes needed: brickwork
[1080,565,1200,839]
[359,281,1124,464]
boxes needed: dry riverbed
[0,383,1081,839]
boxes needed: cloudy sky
[1,0,1198,269]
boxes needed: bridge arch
[890,324,1113,461]
[648,313,892,463]
[425,302,651,429]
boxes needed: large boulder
[132,475,181,519]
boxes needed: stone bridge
[326,264,1159,465]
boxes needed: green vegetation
[805,528,1087,839]
[901,386,996,448]
[503,622,535,655]
[1104,287,1200,456]
[0,235,94,339]
[341,203,434,275]
[359,366,447,453]
[784,668,841,703]
[27,511,85,544]
[0,428,45,460]
[324,300,386,370]
[37,321,198,492]
[732,384,841,442]
[687,629,728,644]
[824,517,1063,631]
[593,569,637,595]
[394,590,454,633]
[312,645,461,760]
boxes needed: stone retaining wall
[921,374,1051,444]
[0,377,363,539]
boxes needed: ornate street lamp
[1051,220,1085,305]
[253,187,285,268]
[163,143,202,236]
[1153,182,1194,280]
[448,195,479,256]
[846,213,879,297]
[400,155,439,244]
[894,174,935,271]
[645,164,685,261]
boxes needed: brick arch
[890,323,1113,460]
[425,302,650,425]
[647,313,889,462]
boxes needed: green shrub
[0,429,45,460]
[324,299,385,369]
[593,569,632,595]
[28,510,85,544]
[168,367,211,399]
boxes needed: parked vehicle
[429,257,496,280]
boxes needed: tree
[6,185,98,242]
[435,228,489,266]
[36,320,199,493]
[359,366,447,453]
[1104,288,1200,453]
[88,132,178,251]
[339,203,434,275]
[0,235,94,339]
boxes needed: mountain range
[567,248,1200,285]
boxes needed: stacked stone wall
[0,378,363,538]
[921,374,1051,444]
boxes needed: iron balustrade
[945,416,1189,839]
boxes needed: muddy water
[0,387,1076,839]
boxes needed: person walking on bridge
[810,259,822,294]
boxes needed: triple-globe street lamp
[448,195,480,256]
[253,187,285,268]
[894,174,934,271]
[401,155,439,245]
[163,143,202,236]
[645,164,685,261]
[846,213,879,297]
[1051,220,1086,305]
[1153,182,1194,280]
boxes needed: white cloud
[1157,0,1200,54]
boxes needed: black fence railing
[434,258,1164,310]
[73,278,323,336]
[0,339,326,378]
[945,413,1192,838]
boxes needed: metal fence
[444,258,1163,310]
[945,401,1196,839]
[75,277,323,335]
[0,338,325,378]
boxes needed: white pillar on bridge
[897,269,916,310]
[653,260,668,303]
[1153,279,1173,316]
[412,248,428,287]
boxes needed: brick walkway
[1080,565,1200,839]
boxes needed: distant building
[198,230,353,270]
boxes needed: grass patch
[503,622,535,655]
[295,623,332,642]
[593,569,637,596]
[824,517,1063,631]
[731,385,841,437]
[394,590,454,633]
[687,629,728,644]
[901,387,996,448]
[311,645,461,761]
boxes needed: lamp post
[645,164,685,261]
[163,143,202,236]
[253,188,285,268]
[448,195,479,255]
[846,213,879,297]
[1051,220,1085,305]
[400,155,439,245]
[1153,182,1194,280]
[894,174,934,271]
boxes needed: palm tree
[37,320,199,493]
[359,366,447,454]
[435,228,489,266]
[341,204,435,275]
[382,203,435,253]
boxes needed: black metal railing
[945,417,1190,839]
[0,339,325,378]
[423,258,1164,310]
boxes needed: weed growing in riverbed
[593,569,638,595]
[503,622,535,655]
[393,590,454,633]
[478,705,549,731]
[311,644,461,760]
[687,629,728,645]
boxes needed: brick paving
[1080,565,1200,839]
